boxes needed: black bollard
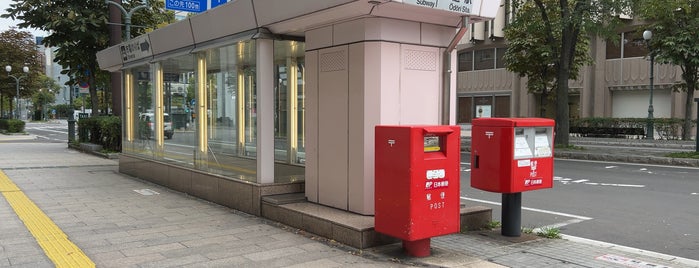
[501,192,522,237]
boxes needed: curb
[554,151,699,167]
[68,143,120,159]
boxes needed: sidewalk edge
[561,234,699,267]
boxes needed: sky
[0,0,49,37]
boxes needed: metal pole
[68,85,76,142]
[695,98,699,152]
[15,78,19,120]
[501,192,522,237]
[646,52,655,139]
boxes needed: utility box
[375,125,460,257]
[471,118,555,193]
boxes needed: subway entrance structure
[97,0,498,248]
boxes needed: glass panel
[161,54,197,167]
[474,49,495,70]
[128,65,155,159]
[494,95,510,117]
[273,40,306,165]
[457,97,472,123]
[623,31,648,58]
[496,48,507,68]
[474,96,493,118]
[242,43,257,158]
[606,33,622,59]
[296,56,305,165]
[203,41,257,181]
[458,51,473,72]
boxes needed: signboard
[402,0,476,15]
[211,0,227,8]
[120,34,152,63]
[166,0,205,13]
[166,0,227,13]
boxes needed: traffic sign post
[166,0,205,13]
[165,0,227,13]
[695,98,698,152]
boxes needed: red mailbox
[375,125,460,257]
[470,118,555,193]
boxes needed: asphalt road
[460,151,699,260]
[23,121,68,143]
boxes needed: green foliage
[637,0,699,140]
[51,104,72,118]
[0,119,25,133]
[505,0,634,146]
[665,152,699,159]
[77,116,121,152]
[571,117,696,140]
[3,0,174,117]
[486,221,501,230]
[0,29,43,103]
[504,0,592,96]
[31,75,59,120]
[536,227,562,239]
[555,144,585,150]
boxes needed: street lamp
[105,0,149,41]
[643,30,655,140]
[5,65,29,120]
[695,98,698,152]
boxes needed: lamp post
[695,98,698,152]
[643,30,655,140]
[105,0,149,41]
[5,65,29,120]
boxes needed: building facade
[455,0,697,138]
[98,0,499,216]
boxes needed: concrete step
[261,194,492,249]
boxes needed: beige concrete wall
[305,17,456,214]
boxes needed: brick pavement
[0,143,415,267]
[1,139,698,267]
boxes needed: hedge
[0,119,26,133]
[570,117,697,140]
[77,116,121,152]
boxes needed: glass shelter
[121,39,305,183]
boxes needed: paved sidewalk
[1,139,698,267]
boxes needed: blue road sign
[211,0,227,8]
[166,0,205,13]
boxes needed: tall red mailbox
[375,125,460,257]
[470,118,555,193]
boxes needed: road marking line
[583,182,645,188]
[605,166,618,169]
[533,218,588,233]
[0,170,94,268]
[460,196,593,220]
[572,179,589,183]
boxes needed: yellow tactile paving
[0,170,95,268]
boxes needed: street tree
[0,28,42,117]
[3,0,173,117]
[637,0,699,140]
[31,74,59,120]
[505,0,633,146]
[503,0,591,118]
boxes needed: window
[496,48,507,68]
[458,51,473,72]
[622,31,649,58]
[474,49,495,70]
